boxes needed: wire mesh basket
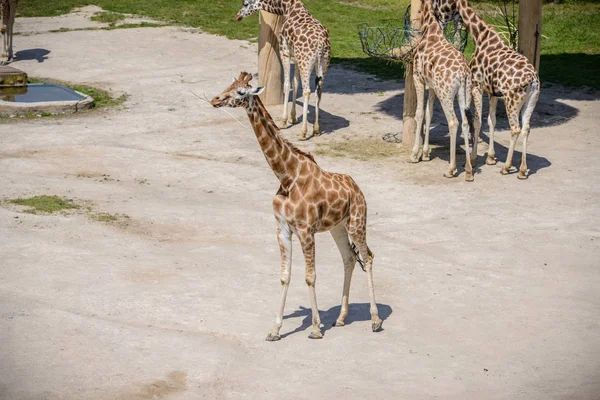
[357,6,469,64]
[358,21,421,63]
[405,4,469,52]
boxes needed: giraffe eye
[237,89,246,95]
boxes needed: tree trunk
[258,11,284,106]
[401,0,423,148]
[518,0,542,71]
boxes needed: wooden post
[401,0,422,148]
[518,0,542,71]
[258,11,284,106]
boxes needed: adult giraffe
[457,0,540,179]
[234,0,331,140]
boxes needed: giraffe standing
[235,0,331,140]
[456,0,540,179]
[1,0,18,64]
[211,72,382,341]
[410,0,475,182]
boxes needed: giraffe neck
[246,96,303,189]
[421,0,445,37]
[456,0,501,46]
[259,0,294,17]
[261,0,308,19]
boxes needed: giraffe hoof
[265,333,281,341]
[290,117,297,124]
[372,319,383,332]
[444,171,456,178]
[501,167,511,175]
[280,120,288,129]
[308,331,323,339]
[486,157,497,166]
[518,172,528,180]
[422,155,430,162]
[465,174,474,182]
[409,154,420,163]
[333,320,345,327]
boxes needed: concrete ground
[1,10,599,400]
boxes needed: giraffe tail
[351,242,367,272]
[463,73,475,147]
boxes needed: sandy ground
[1,10,599,400]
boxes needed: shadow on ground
[15,48,50,63]
[281,302,393,339]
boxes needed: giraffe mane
[255,97,318,165]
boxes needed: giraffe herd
[2,0,540,341]
[210,0,540,340]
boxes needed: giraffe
[456,0,540,179]
[234,0,331,140]
[211,72,382,341]
[1,0,18,64]
[410,0,475,182]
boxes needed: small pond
[0,84,86,103]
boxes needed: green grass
[7,195,80,214]
[90,11,125,26]
[17,0,600,88]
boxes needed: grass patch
[7,195,80,214]
[316,139,404,161]
[89,211,129,223]
[90,11,125,26]
[17,0,600,88]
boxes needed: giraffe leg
[290,65,300,124]
[330,223,356,327]
[266,218,293,341]
[313,74,323,136]
[422,88,436,162]
[501,96,525,175]
[7,1,15,61]
[297,231,322,339]
[313,47,327,137]
[458,79,473,181]
[487,96,498,165]
[299,67,312,140]
[1,21,7,64]
[517,83,540,180]
[347,205,382,332]
[410,79,426,163]
[280,46,291,129]
[441,98,459,178]
[471,87,483,165]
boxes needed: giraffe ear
[250,87,264,96]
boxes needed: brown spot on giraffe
[211,72,383,340]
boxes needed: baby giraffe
[211,72,382,340]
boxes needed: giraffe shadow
[14,48,50,63]
[284,100,350,137]
[280,302,393,339]
[426,127,552,177]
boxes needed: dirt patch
[316,138,409,161]
[122,371,187,400]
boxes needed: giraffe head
[211,72,264,109]
[234,0,262,21]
